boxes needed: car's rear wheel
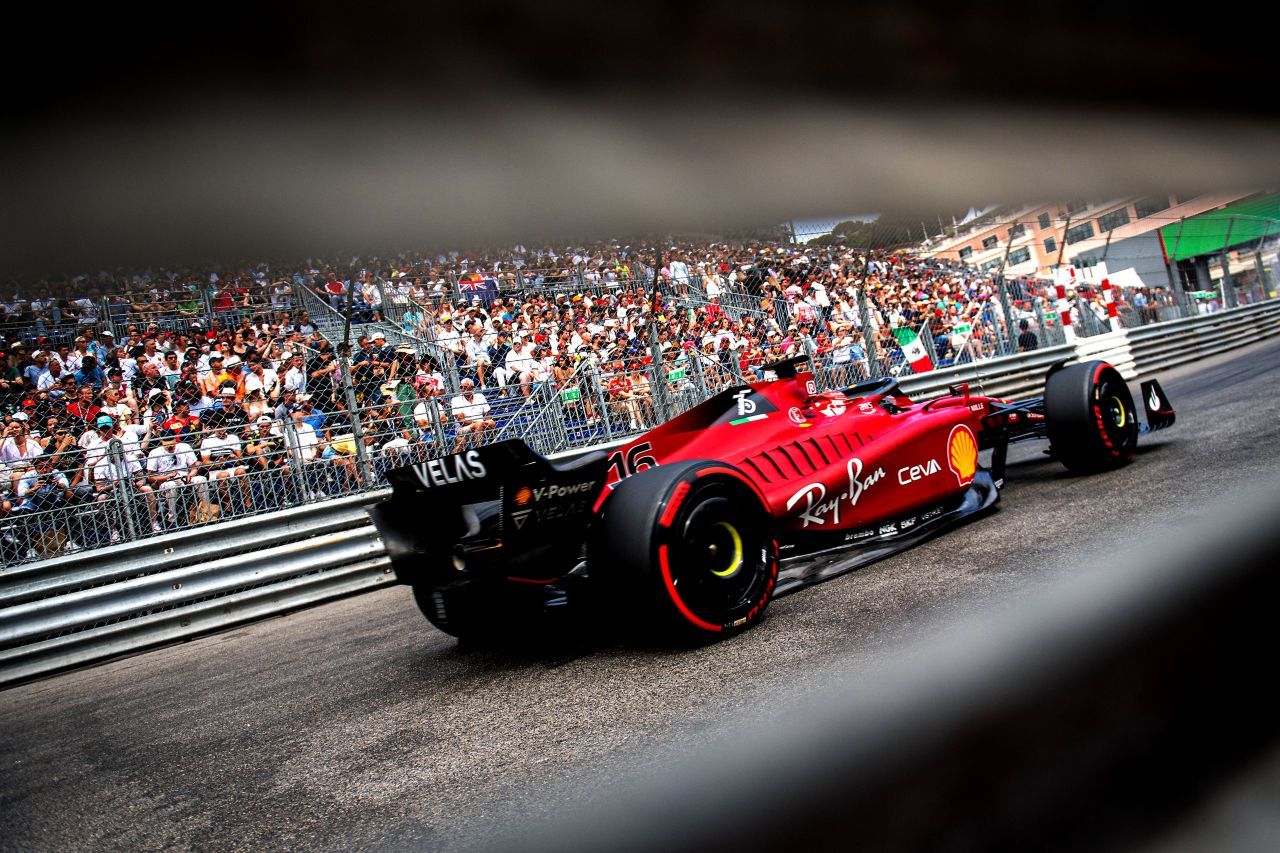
[593,460,778,642]
[1045,360,1138,473]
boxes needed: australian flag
[458,272,498,304]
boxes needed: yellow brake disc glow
[709,522,744,578]
[1110,395,1127,428]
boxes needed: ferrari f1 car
[370,357,1175,642]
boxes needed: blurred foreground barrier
[2,301,1280,685]
[500,476,1280,853]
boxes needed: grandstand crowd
[1,237,1170,561]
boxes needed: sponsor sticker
[947,424,979,487]
[785,457,885,528]
[413,450,488,489]
[898,458,941,485]
[817,398,847,418]
[878,522,898,536]
[788,407,808,426]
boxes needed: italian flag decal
[893,327,934,373]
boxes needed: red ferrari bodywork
[601,367,1015,539]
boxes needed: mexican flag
[893,326,934,374]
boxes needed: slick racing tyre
[1045,360,1138,474]
[593,460,778,643]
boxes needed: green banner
[1160,194,1280,262]
[560,387,581,404]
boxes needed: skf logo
[947,424,978,487]
[514,486,533,506]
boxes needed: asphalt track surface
[4,336,1280,851]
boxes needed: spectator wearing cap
[209,384,246,426]
[295,392,326,433]
[199,413,250,512]
[86,419,159,537]
[221,355,247,400]
[200,354,228,397]
[449,378,494,451]
[272,387,298,422]
[145,429,207,527]
[243,416,289,507]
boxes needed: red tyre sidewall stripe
[658,543,723,633]
[659,481,692,528]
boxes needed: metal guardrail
[4,301,1280,685]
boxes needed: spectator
[199,415,250,513]
[449,378,494,451]
[1017,319,1039,352]
[145,429,207,527]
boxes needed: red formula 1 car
[370,357,1175,642]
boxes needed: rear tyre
[592,460,778,643]
[1045,361,1138,474]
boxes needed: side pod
[1140,379,1176,432]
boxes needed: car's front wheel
[1045,360,1139,473]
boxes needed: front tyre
[1045,360,1138,474]
[593,460,778,642]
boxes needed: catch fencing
[3,299,1280,684]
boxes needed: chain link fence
[6,229,1279,569]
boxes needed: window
[1008,247,1031,266]
[1043,236,1057,255]
[1038,212,1052,230]
[1175,194,1195,205]
[1097,208,1131,233]
[1008,223,1026,239]
[1066,200,1088,215]
[1065,222,1096,245]
[1135,196,1171,219]
[982,236,998,250]
[958,246,973,260]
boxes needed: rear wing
[371,440,609,581]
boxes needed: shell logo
[947,424,978,487]
[514,486,534,506]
